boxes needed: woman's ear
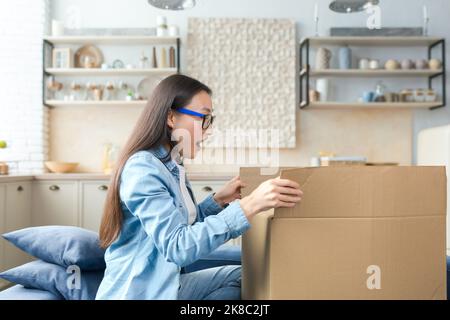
[167,110,176,129]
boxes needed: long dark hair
[99,74,212,248]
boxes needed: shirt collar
[149,144,179,178]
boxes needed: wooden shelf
[307,69,444,78]
[45,68,177,76]
[43,35,179,45]
[45,100,148,108]
[304,36,444,47]
[302,102,443,110]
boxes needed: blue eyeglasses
[175,107,215,130]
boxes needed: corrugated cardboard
[241,166,447,300]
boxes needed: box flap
[275,166,447,218]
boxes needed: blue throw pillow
[2,226,105,270]
[0,260,104,300]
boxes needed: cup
[362,91,375,103]
[369,59,380,70]
[359,58,370,70]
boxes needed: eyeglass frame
[174,107,215,130]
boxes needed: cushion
[2,226,105,270]
[0,285,62,300]
[0,260,104,300]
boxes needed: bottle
[373,81,387,102]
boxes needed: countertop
[0,172,236,182]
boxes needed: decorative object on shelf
[401,59,415,70]
[329,0,379,13]
[160,48,168,68]
[362,91,375,103]
[316,78,329,101]
[169,47,176,68]
[358,58,370,70]
[112,59,125,69]
[330,27,423,36]
[152,47,158,68]
[384,92,399,102]
[415,59,429,70]
[425,89,437,102]
[156,16,168,37]
[101,63,109,70]
[117,81,129,100]
[384,59,400,70]
[423,5,430,36]
[104,81,116,101]
[139,51,149,69]
[314,3,319,36]
[338,45,351,69]
[125,64,135,70]
[74,45,104,68]
[168,25,180,37]
[399,89,414,102]
[429,58,442,70]
[45,161,79,174]
[315,47,332,70]
[369,59,380,70]
[51,20,64,36]
[373,81,387,102]
[93,85,104,101]
[148,0,196,10]
[125,89,135,101]
[69,81,83,100]
[46,76,63,100]
[0,162,9,175]
[52,48,73,68]
[414,89,425,102]
[309,89,320,102]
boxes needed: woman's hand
[239,177,303,219]
[213,176,247,207]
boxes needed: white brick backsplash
[0,0,49,173]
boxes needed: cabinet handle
[202,186,213,192]
[49,185,60,191]
[98,185,108,191]
[17,186,23,192]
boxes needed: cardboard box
[241,166,447,300]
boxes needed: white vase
[316,79,329,102]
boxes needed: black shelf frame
[299,37,446,111]
[42,37,181,108]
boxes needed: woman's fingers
[272,178,300,190]
[277,194,302,203]
[274,186,303,196]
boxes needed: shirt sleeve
[196,193,224,222]
[119,154,250,267]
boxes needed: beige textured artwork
[187,18,297,148]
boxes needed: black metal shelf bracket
[299,38,310,109]
[428,39,446,110]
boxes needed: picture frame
[52,48,73,68]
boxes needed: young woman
[96,74,303,300]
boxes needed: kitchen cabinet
[32,181,78,227]
[80,181,109,232]
[3,182,32,271]
[190,181,226,203]
[0,184,6,289]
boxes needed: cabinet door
[3,182,33,270]
[189,181,226,203]
[32,181,78,227]
[0,184,7,289]
[80,181,109,232]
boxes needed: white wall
[48,0,450,171]
[0,0,50,174]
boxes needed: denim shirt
[95,146,250,300]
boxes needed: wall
[49,0,450,173]
[0,0,50,174]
